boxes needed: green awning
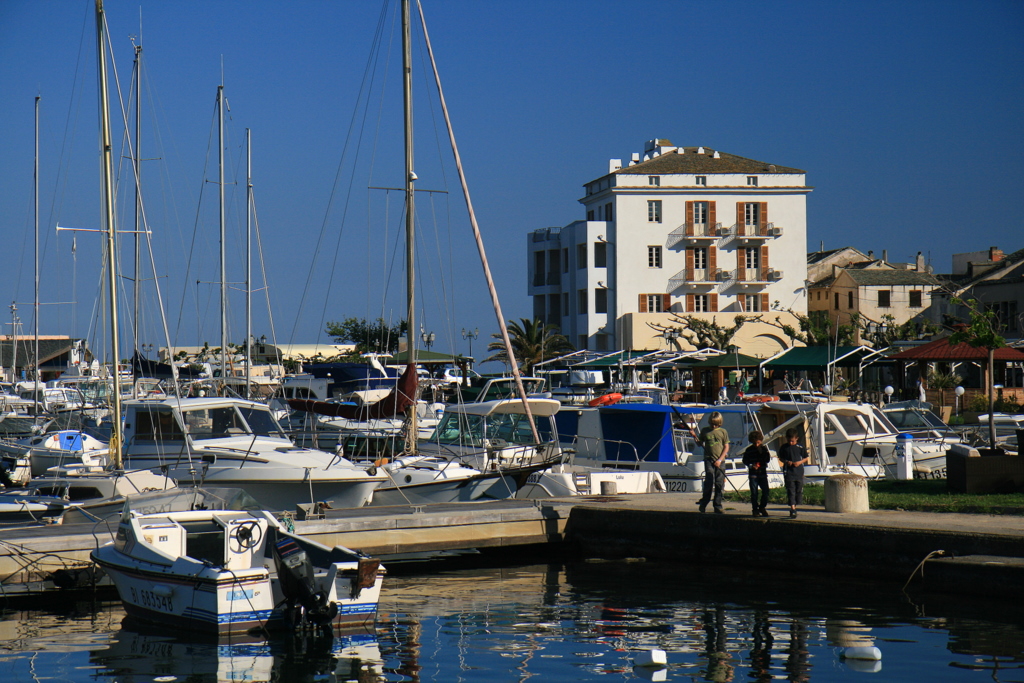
[388,349,461,364]
[761,346,876,371]
[691,352,763,368]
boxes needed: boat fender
[841,646,881,661]
[588,393,623,407]
[633,648,667,668]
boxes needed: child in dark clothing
[742,431,771,517]
[777,428,809,518]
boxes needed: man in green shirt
[691,411,729,513]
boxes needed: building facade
[528,139,810,351]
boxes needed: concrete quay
[0,493,1021,598]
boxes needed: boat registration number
[664,479,691,493]
[130,586,173,612]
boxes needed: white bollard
[824,473,869,513]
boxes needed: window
[594,242,607,268]
[648,245,662,268]
[744,294,762,312]
[747,176,758,186]
[693,201,708,225]
[562,248,569,273]
[577,243,587,269]
[745,248,760,270]
[834,292,839,309]
[694,247,708,270]
[909,290,922,308]
[596,333,610,351]
[694,294,709,312]
[878,290,891,308]
[648,176,660,186]
[648,200,662,223]
[595,288,608,314]
[744,203,760,228]
[646,294,665,312]
[586,209,595,221]
[848,291,854,309]
[695,176,707,186]
[579,335,588,349]
[578,289,588,314]
[603,203,613,221]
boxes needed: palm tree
[485,319,574,375]
[927,367,961,412]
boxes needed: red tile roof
[890,337,1024,361]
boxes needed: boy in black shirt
[777,428,809,518]
[741,430,771,517]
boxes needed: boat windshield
[182,406,249,439]
[238,406,287,438]
[885,408,944,430]
[825,412,869,438]
[430,410,552,447]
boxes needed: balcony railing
[668,268,719,289]
[667,223,721,249]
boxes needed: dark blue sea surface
[2,559,1022,682]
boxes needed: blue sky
[1,0,1021,362]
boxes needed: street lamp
[955,385,965,416]
[462,327,479,358]
[884,385,894,404]
[421,331,435,352]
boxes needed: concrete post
[824,473,869,513]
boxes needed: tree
[948,298,1007,449]
[485,319,573,375]
[861,314,940,349]
[764,309,861,346]
[648,314,755,351]
[325,317,408,355]
[927,367,962,411]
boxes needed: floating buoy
[633,648,667,667]
[589,392,623,407]
[841,646,881,661]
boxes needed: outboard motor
[273,537,338,628]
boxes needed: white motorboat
[516,463,666,498]
[120,397,386,510]
[367,453,518,506]
[8,428,110,477]
[91,488,384,636]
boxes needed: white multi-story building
[528,139,810,353]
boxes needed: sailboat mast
[33,95,40,415]
[132,41,142,384]
[245,128,252,399]
[218,84,227,392]
[402,0,417,439]
[95,0,123,467]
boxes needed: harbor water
[2,558,1022,682]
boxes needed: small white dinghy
[92,488,384,636]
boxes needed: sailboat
[288,0,567,507]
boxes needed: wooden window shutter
[738,296,745,312]
[709,246,717,272]
[685,201,694,236]
[737,246,744,272]
[686,294,694,312]
[663,294,672,312]
[685,247,694,275]
[761,245,769,270]
[760,202,768,235]
[709,201,716,230]
[638,294,648,313]
[761,292,770,312]
[736,202,745,236]
[710,293,719,312]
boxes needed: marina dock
[1,493,1022,598]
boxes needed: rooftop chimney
[882,249,888,263]
[712,150,720,159]
[609,159,622,173]
[697,146,705,154]
[990,246,1004,262]
[916,251,925,272]
[868,251,874,259]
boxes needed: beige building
[808,259,940,329]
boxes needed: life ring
[589,392,623,407]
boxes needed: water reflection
[1,561,1023,682]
